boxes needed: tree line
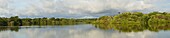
[0,16,97,26]
[93,12,170,32]
[94,11,170,25]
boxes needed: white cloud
[80,16,97,19]
[125,1,152,11]
[0,0,168,18]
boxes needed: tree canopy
[93,12,170,32]
[0,16,97,26]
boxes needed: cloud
[79,16,98,19]
[0,0,169,18]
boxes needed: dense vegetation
[0,16,97,26]
[94,12,170,32]
[1,11,170,32]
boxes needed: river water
[0,24,170,38]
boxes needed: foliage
[0,16,97,26]
[94,16,113,24]
[93,12,170,32]
[111,12,143,24]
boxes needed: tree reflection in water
[0,27,20,32]
[1,23,170,33]
[93,24,170,32]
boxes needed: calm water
[0,24,170,38]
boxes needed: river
[0,24,170,38]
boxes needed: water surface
[0,24,170,38]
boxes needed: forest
[1,11,170,32]
[0,16,97,26]
[93,12,170,32]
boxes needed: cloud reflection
[0,25,167,38]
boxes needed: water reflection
[0,24,170,38]
[0,27,19,32]
[93,24,170,32]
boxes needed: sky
[0,0,170,18]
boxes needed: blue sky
[0,0,170,18]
